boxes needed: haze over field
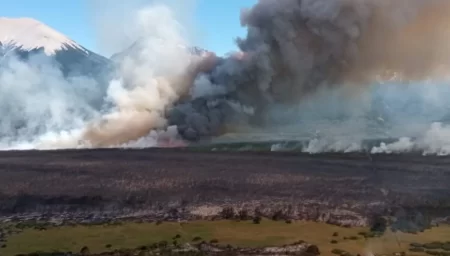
[2,0,450,154]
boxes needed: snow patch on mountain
[110,37,210,63]
[0,17,88,56]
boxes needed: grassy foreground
[2,220,450,256]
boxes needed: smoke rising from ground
[0,53,101,149]
[3,0,450,154]
[0,1,204,149]
[169,0,450,148]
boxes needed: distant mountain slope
[110,37,210,64]
[0,17,112,78]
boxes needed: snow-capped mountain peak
[0,17,88,55]
[110,37,211,63]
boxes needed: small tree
[306,245,320,255]
[192,236,202,242]
[370,216,387,234]
[238,209,249,220]
[271,210,284,221]
[80,246,90,256]
[220,207,235,219]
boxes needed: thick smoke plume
[0,53,101,149]
[169,0,450,146]
[0,2,206,149]
[3,0,450,154]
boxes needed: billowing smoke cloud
[168,0,450,146]
[0,1,207,149]
[0,53,102,150]
[3,0,450,154]
[82,2,203,148]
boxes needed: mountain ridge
[0,17,111,79]
[0,17,89,56]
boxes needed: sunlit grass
[2,220,449,256]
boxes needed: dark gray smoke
[169,0,450,142]
[4,0,450,150]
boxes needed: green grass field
[2,220,450,256]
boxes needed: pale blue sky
[1,0,257,56]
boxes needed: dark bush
[220,207,235,219]
[155,220,162,226]
[105,244,112,248]
[365,232,378,238]
[138,251,149,256]
[357,232,368,237]
[210,239,219,244]
[271,210,284,221]
[192,236,202,242]
[370,216,387,234]
[293,240,305,245]
[80,246,90,256]
[285,219,292,224]
[238,209,249,220]
[1,244,6,248]
[158,241,168,248]
[443,243,450,251]
[330,240,338,244]
[331,249,345,255]
[173,234,181,240]
[349,236,359,240]
[253,216,262,224]
[410,242,423,248]
[305,245,320,255]
[423,242,443,250]
[332,232,339,237]
[409,247,425,252]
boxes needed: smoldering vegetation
[0,149,449,226]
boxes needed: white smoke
[82,2,206,148]
[3,0,450,154]
[0,53,101,150]
[371,122,450,155]
[0,1,200,150]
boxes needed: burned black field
[0,148,449,226]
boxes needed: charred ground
[0,148,449,227]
